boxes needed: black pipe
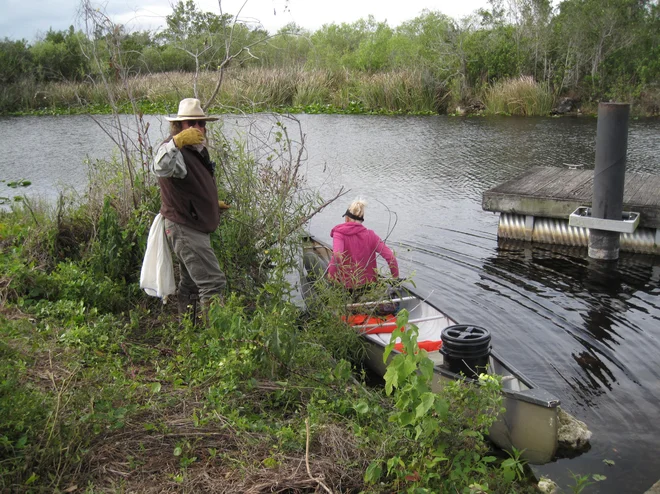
[589,102,630,260]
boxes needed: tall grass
[292,69,334,107]
[5,70,660,116]
[484,76,555,116]
[223,67,298,108]
[0,78,40,113]
[353,70,436,112]
[2,68,440,114]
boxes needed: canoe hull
[363,340,558,464]
[301,234,559,464]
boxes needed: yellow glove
[218,200,231,210]
[173,127,204,148]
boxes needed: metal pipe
[497,213,659,255]
[589,102,630,260]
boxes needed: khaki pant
[164,219,226,315]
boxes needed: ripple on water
[4,114,660,493]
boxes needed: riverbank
[2,69,659,118]
[3,113,659,492]
[0,115,549,492]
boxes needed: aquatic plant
[484,76,555,116]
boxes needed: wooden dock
[482,166,660,229]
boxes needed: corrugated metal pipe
[497,213,660,255]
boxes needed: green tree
[348,17,394,72]
[30,26,89,81]
[392,10,456,75]
[119,30,153,75]
[508,0,554,81]
[0,38,33,84]
[635,1,660,85]
[308,19,370,70]
[255,23,312,68]
[463,24,525,87]
[392,10,467,106]
[551,0,649,94]
[157,0,232,73]
[141,44,196,72]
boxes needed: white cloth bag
[140,213,176,301]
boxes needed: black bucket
[440,325,491,379]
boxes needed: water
[1,114,659,492]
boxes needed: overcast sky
[1,0,490,42]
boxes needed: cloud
[1,0,78,40]
[1,0,488,43]
[106,3,173,34]
[0,0,170,41]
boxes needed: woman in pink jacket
[328,198,399,289]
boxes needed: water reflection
[482,240,660,404]
[2,114,660,493]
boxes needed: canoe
[300,234,560,465]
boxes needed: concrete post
[588,102,630,260]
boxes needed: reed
[1,67,443,114]
[222,67,298,109]
[292,69,334,107]
[483,76,555,116]
[0,78,39,112]
[354,70,433,112]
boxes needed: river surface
[1,114,659,493]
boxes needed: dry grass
[355,70,433,112]
[292,70,335,107]
[5,68,660,116]
[32,67,438,114]
[80,401,367,493]
[1,303,368,493]
[638,87,660,117]
[484,76,555,116]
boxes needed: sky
[0,0,490,42]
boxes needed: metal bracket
[524,215,534,242]
[568,206,640,234]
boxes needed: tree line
[1,0,658,113]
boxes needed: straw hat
[165,98,219,122]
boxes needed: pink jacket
[328,222,399,288]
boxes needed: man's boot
[177,292,198,324]
[197,294,225,327]
[197,297,212,327]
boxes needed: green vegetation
[1,110,547,492]
[1,0,659,116]
[569,471,607,493]
[484,76,555,116]
[0,1,623,488]
[1,69,439,118]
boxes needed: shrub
[484,76,555,116]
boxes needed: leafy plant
[89,197,141,282]
[361,310,509,493]
[5,179,32,188]
[569,470,607,493]
[501,447,528,482]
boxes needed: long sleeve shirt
[152,139,189,179]
[328,222,399,288]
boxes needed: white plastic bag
[140,213,176,301]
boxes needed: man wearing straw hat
[152,98,228,322]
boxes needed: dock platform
[482,166,660,254]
